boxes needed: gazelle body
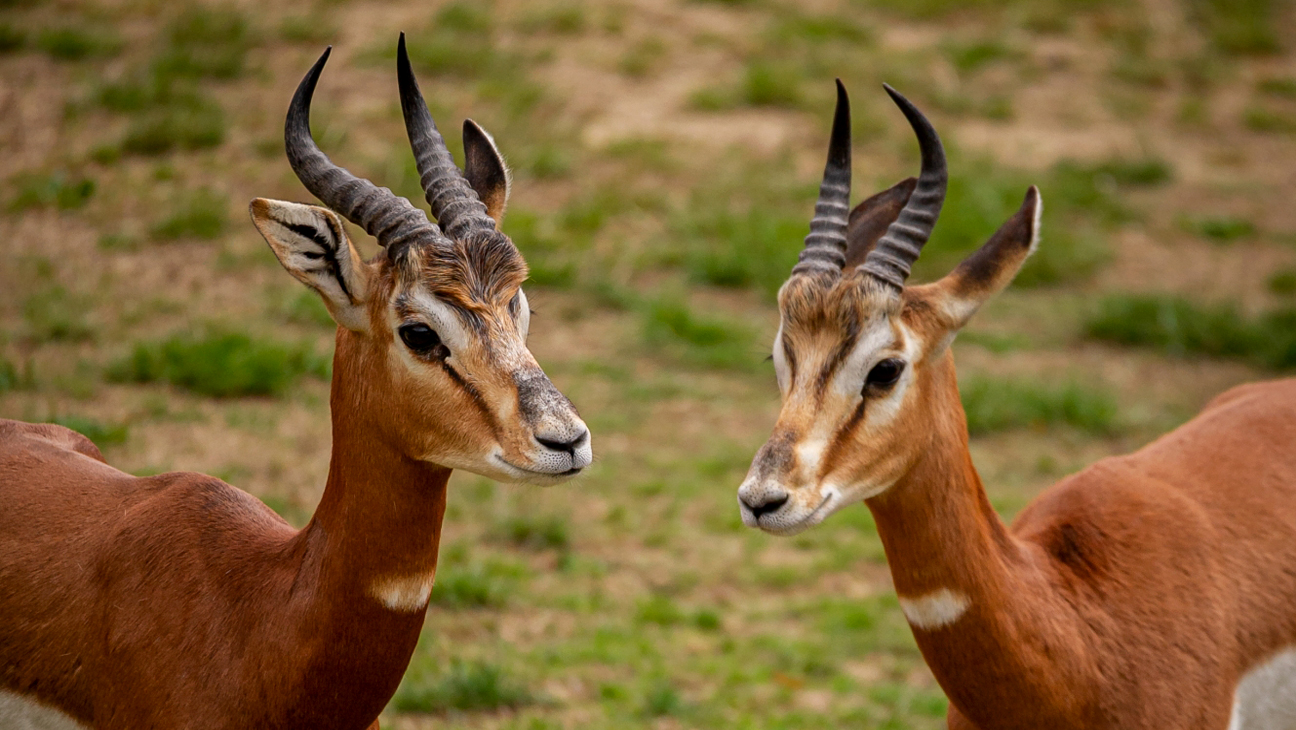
[0,38,590,730]
[738,82,1296,729]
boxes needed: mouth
[756,491,835,535]
[493,455,583,482]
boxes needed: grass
[8,172,95,211]
[36,26,122,61]
[641,297,760,370]
[106,330,328,397]
[1243,106,1296,133]
[959,376,1119,435]
[150,189,229,240]
[1191,0,1283,56]
[393,659,534,713]
[1269,268,1296,296]
[492,513,570,551]
[1086,294,1296,369]
[48,415,128,448]
[1180,215,1256,243]
[23,286,93,343]
[0,23,24,53]
[395,2,505,78]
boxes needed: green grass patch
[150,189,229,240]
[959,376,1119,435]
[943,39,1015,74]
[430,552,524,609]
[8,172,95,211]
[0,23,25,53]
[1086,294,1296,369]
[393,659,533,713]
[1269,268,1296,296]
[106,329,328,397]
[36,26,122,61]
[618,37,667,78]
[1244,106,1296,133]
[1191,0,1282,56]
[278,15,337,45]
[23,286,93,342]
[492,513,570,551]
[1257,76,1296,99]
[1180,215,1256,243]
[641,297,760,370]
[153,6,254,80]
[48,415,128,448]
[392,2,508,79]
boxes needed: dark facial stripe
[437,359,501,436]
[814,317,861,398]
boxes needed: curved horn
[396,33,496,240]
[286,47,436,254]
[859,84,948,289]
[792,79,852,277]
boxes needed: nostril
[744,495,789,519]
[536,429,588,454]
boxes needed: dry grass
[2,0,1295,727]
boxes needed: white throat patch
[898,588,970,630]
[370,572,436,612]
[0,691,89,730]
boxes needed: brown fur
[744,179,1296,728]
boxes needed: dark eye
[398,324,448,359]
[864,358,904,392]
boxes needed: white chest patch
[369,572,436,612]
[897,588,970,630]
[1229,647,1296,730]
[0,691,89,730]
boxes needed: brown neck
[279,334,451,725]
[864,356,1096,725]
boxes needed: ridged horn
[285,46,436,254]
[858,84,948,289]
[396,33,496,240]
[792,79,852,277]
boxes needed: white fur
[1229,647,1296,730]
[369,573,436,612]
[898,588,970,630]
[0,691,88,730]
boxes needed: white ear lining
[250,199,371,332]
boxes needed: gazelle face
[738,81,1041,534]
[251,40,589,486]
[370,236,590,485]
[739,275,933,534]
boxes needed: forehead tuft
[393,230,527,310]
[779,273,898,337]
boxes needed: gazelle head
[250,37,590,485]
[738,81,1040,534]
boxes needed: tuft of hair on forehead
[779,271,898,336]
[393,230,528,310]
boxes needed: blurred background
[1,0,1294,726]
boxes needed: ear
[922,186,1041,331]
[462,119,511,226]
[843,177,918,268]
[249,198,374,332]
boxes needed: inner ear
[843,177,918,269]
[462,119,511,226]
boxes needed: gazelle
[738,81,1296,729]
[0,37,590,730]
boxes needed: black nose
[743,494,788,519]
[536,429,588,454]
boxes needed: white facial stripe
[898,588,970,630]
[406,291,473,355]
[833,321,897,397]
[861,321,923,431]
[370,573,436,612]
[516,288,531,340]
[772,324,789,393]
